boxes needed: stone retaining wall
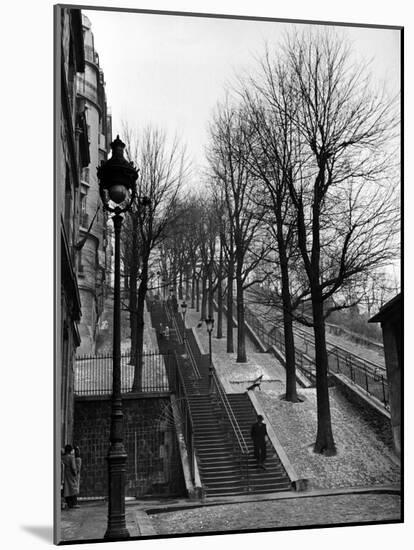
[73,394,186,498]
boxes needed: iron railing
[211,369,250,491]
[243,305,389,410]
[244,305,316,383]
[328,347,389,408]
[292,325,389,408]
[172,351,196,483]
[295,324,384,376]
[165,302,201,379]
[74,350,172,396]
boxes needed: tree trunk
[282,307,298,402]
[128,217,139,365]
[132,255,149,392]
[201,273,207,320]
[178,268,183,300]
[312,293,336,455]
[236,258,246,363]
[185,265,190,300]
[216,238,223,338]
[196,276,200,312]
[276,220,298,402]
[208,264,214,318]
[191,268,196,309]
[226,257,234,353]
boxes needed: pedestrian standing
[61,444,80,508]
[74,446,82,498]
[251,415,268,469]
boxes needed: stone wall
[73,395,185,498]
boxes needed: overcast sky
[84,8,400,177]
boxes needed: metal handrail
[244,305,317,383]
[244,305,389,409]
[173,351,197,482]
[211,370,250,490]
[165,302,183,344]
[293,324,384,375]
[211,371,249,455]
[185,339,202,379]
[165,302,201,379]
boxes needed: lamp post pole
[105,211,129,540]
[181,301,187,346]
[97,135,138,541]
[205,317,214,393]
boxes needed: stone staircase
[147,298,291,498]
[227,393,292,494]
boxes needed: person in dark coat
[61,444,79,508]
[74,446,82,497]
[251,415,268,469]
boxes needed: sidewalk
[59,484,401,542]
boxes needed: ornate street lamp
[97,135,138,540]
[205,316,214,392]
[181,300,187,344]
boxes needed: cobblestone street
[149,492,401,535]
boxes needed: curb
[143,484,401,515]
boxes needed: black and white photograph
[53,1,403,545]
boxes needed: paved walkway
[185,307,286,393]
[150,491,401,535]
[59,485,401,542]
[60,502,141,542]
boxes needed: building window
[81,166,90,183]
[78,249,84,275]
[80,193,88,227]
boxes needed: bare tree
[275,29,400,454]
[122,125,188,391]
[207,102,269,362]
[238,62,311,401]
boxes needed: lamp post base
[104,443,130,540]
[104,526,130,541]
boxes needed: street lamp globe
[108,184,128,204]
[97,135,138,212]
[205,317,214,334]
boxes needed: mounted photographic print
[54,3,402,545]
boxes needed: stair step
[201,473,242,483]
[197,450,234,458]
[194,431,227,438]
[195,443,231,450]
[204,479,245,487]
[198,465,241,473]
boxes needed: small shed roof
[368,293,401,323]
